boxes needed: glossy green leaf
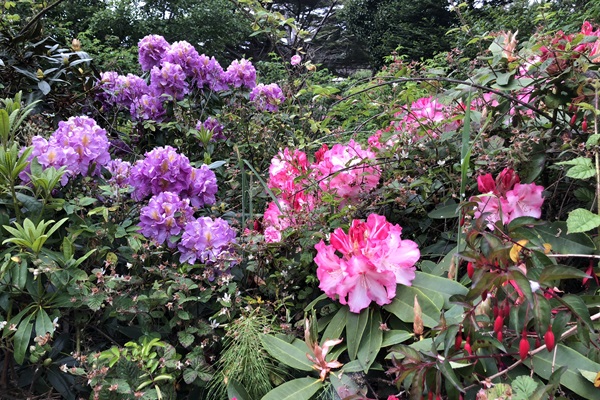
[13,313,34,364]
[321,306,347,346]
[227,378,251,400]
[382,330,412,347]
[561,294,593,329]
[530,344,600,399]
[438,358,465,393]
[532,294,551,336]
[261,377,322,400]
[356,309,382,372]
[0,109,9,144]
[34,308,54,337]
[533,222,595,254]
[384,286,441,328]
[412,271,468,308]
[260,334,313,371]
[346,308,369,360]
[539,265,590,282]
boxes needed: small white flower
[529,280,541,293]
[209,319,220,329]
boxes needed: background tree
[338,0,456,68]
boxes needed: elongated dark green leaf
[412,272,468,308]
[428,202,459,219]
[384,286,441,327]
[321,306,347,346]
[532,294,551,337]
[14,313,34,364]
[561,294,593,329]
[438,359,465,393]
[382,330,412,347]
[35,308,54,337]
[346,308,369,360]
[0,109,9,144]
[261,377,322,400]
[356,309,382,372]
[260,334,313,371]
[539,265,590,282]
[533,222,595,254]
[530,344,600,400]
[227,378,251,400]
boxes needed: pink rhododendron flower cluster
[222,58,257,89]
[22,116,111,185]
[470,168,544,229]
[314,214,420,313]
[313,140,380,202]
[261,143,380,243]
[249,83,285,112]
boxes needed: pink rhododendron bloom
[504,183,544,222]
[314,214,420,313]
[313,140,380,202]
[291,55,302,65]
[471,169,544,228]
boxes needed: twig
[546,253,600,259]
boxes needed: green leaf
[539,265,590,282]
[384,286,441,328]
[382,330,412,347]
[346,308,369,360]
[227,378,251,400]
[260,334,313,371]
[566,208,600,233]
[512,375,539,399]
[412,271,468,308]
[321,306,347,346]
[532,294,551,337]
[0,109,9,143]
[177,331,194,348]
[531,344,600,399]
[427,202,459,219]
[438,359,465,393]
[561,294,593,329]
[356,309,382,372]
[13,313,34,364]
[534,222,595,254]
[260,377,322,400]
[557,157,595,179]
[34,308,54,337]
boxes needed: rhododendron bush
[3,14,600,400]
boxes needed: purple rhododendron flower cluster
[150,62,189,101]
[222,59,256,89]
[128,146,217,208]
[249,83,285,112]
[139,191,194,248]
[105,159,132,187]
[23,116,111,185]
[178,217,237,264]
[138,34,171,72]
[196,117,225,141]
[96,35,267,124]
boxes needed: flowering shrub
[314,214,420,312]
[5,14,600,400]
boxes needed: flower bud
[497,330,503,342]
[570,114,578,126]
[519,333,530,360]
[544,325,555,352]
[413,296,424,336]
[493,316,504,334]
[467,262,474,279]
[455,333,463,350]
[583,119,588,132]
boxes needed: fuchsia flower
[314,214,420,313]
[471,168,544,228]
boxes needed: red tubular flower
[519,333,530,360]
[494,316,504,334]
[467,262,474,279]
[544,325,555,352]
